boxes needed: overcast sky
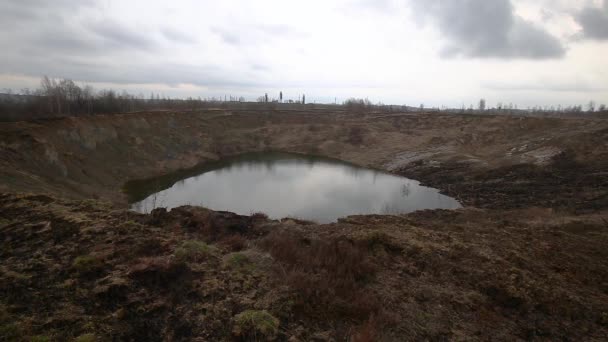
[1,0,607,107]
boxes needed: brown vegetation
[260,231,379,321]
[2,191,607,340]
[1,109,608,340]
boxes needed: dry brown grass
[219,234,247,252]
[128,256,190,289]
[347,126,365,145]
[260,231,379,321]
[351,317,378,342]
[250,212,269,221]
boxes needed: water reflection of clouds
[132,155,461,222]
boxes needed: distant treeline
[0,77,405,121]
[0,77,606,121]
[0,77,219,121]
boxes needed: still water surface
[127,152,461,223]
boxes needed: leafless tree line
[0,76,216,121]
[343,98,375,113]
[1,77,605,121]
[473,99,607,118]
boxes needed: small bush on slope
[260,231,379,320]
[174,240,214,262]
[232,310,279,339]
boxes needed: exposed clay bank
[126,152,461,222]
[1,110,606,210]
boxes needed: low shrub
[51,218,80,242]
[219,234,247,252]
[72,255,104,275]
[119,220,142,232]
[260,231,379,319]
[132,237,165,256]
[179,209,253,241]
[361,231,402,255]
[250,212,269,220]
[74,333,97,342]
[0,323,20,340]
[347,127,365,145]
[307,124,321,132]
[174,240,213,262]
[224,252,254,272]
[232,310,279,339]
[128,256,190,290]
[351,317,378,342]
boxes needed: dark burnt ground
[398,152,608,213]
[1,193,608,341]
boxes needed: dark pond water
[126,152,461,223]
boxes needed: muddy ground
[1,110,608,341]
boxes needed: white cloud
[0,0,606,107]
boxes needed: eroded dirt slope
[2,110,607,209]
[1,110,608,341]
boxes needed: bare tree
[344,98,372,113]
[40,76,55,114]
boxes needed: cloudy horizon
[1,0,607,108]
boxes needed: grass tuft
[0,323,20,340]
[250,212,269,220]
[174,240,213,262]
[74,333,96,342]
[260,231,379,320]
[219,234,247,252]
[232,310,279,339]
[224,252,254,272]
[72,255,103,275]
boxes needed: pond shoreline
[128,151,461,223]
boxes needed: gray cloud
[0,0,264,89]
[87,19,156,51]
[0,48,262,89]
[161,27,197,44]
[0,5,39,26]
[483,79,607,92]
[29,32,100,55]
[342,0,396,15]
[255,24,301,37]
[0,1,152,57]
[0,1,71,29]
[0,0,603,106]
[211,27,241,45]
[212,24,304,46]
[576,0,608,40]
[414,0,566,59]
